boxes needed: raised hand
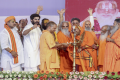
[37,5,43,12]
[57,10,61,14]
[61,9,65,14]
[88,8,93,16]
[57,9,65,15]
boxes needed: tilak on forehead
[97,1,117,9]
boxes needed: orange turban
[82,20,91,30]
[5,16,16,24]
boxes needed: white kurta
[0,27,24,68]
[22,23,42,68]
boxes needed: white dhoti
[0,27,24,72]
[3,61,22,72]
[24,67,38,72]
[22,23,42,71]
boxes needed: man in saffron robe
[82,8,98,44]
[40,21,68,72]
[98,25,111,72]
[0,16,24,71]
[67,25,98,72]
[103,18,120,72]
[75,26,98,71]
[57,21,73,73]
[82,20,98,71]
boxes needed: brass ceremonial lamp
[71,25,87,73]
[70,25,88,75]
[72,26,76,72]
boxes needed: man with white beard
[57,21,73,73]
[103,19,120,72]
[98,25,111,72]
[81,0,119,39]
[82,20,98,45]
[82,8,98,45]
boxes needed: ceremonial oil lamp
[72,26,76,72]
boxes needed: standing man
[103,18,120,72]
[22,14,42,71]
[98,25,111,72]
[57,21,73,73]
[40,21,67,72]
[0,16,24,71]
[82,8,98,44]
[75,26,97,71]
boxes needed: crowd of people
[0,4,120,73]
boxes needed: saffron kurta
[40,30,59,72]
[98,38,106,72]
